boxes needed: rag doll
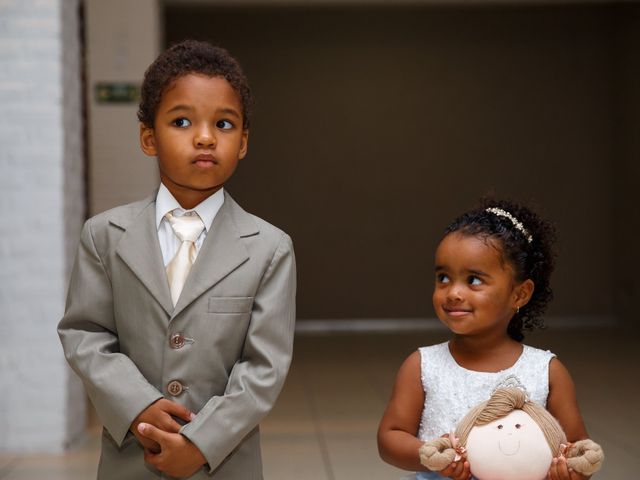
[419,388,603,480]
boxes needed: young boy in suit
[58,40,296,479]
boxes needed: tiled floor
[1,326,638,479]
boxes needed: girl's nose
[194,128,215,148]
[446,284,463,302]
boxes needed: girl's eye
[497,424,503,430]
[172,118,191,128]
[468,276,482,286]
[437,273,450,284]
[216,119,233,130]
[515,424,522,429]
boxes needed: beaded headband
[485,207,533,243]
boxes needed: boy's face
[140,73,248,209]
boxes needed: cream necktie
[165,211,205,306]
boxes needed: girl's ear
[514,279,534,310]
[140,124,157,156]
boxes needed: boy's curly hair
[138,39,253,129]
[444,199,557,341]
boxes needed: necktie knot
[166,211,204,243]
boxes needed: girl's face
[433,232,532,338]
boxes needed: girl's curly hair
[138,39,253,129]
[444,199,557,341]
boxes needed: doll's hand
[138,423,207,477]
[547,456,589,480]
[130,399,195,453]
[439,458,472,480]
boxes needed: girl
[377,200,591,480]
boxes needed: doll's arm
[178,232,296,473]
[58,219,164,445]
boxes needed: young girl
[377,200,590,480]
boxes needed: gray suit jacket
[58,192,296,479]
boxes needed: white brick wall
[0,0,85,452]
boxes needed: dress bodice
[414,342,555,480]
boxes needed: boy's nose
[194,129,216,148]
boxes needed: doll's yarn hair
[454,388,566,456]
[420,388,604,475]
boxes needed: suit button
[170,333,185,349]
[167,380,184,396]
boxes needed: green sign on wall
[95,82,140,104]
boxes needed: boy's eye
[436,273,450,284]
[216,119,233,130]
[468,276,482,286]
[172,118,191,128]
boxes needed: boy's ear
[514,279,535,310]
[238,129,249,160]
[139,124,157,157]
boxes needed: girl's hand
[547,456,589,480]
[439,459,472,480]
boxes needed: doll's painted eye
[515,424,522,429]
[497,424,503,429]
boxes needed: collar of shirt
[155,183,225,232]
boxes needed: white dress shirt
[155,183,225,266]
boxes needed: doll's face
[465,409,552,480]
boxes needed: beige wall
[614,5,640,328]
[86,3,637,323]
[165,4,629,321]
[86,0,161,215]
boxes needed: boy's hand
[439,459,472,480]
[138,422,207,477]
[130,399,195,453]
[547,456,589,480]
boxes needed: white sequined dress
[413,341,555,480]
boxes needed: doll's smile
[498,437,520,456]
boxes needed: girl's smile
[442,307,473,318]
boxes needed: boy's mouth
[193,154,218,167]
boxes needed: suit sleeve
[180,232,296,472]
[57,219,163,445]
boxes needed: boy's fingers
[138,422,168,444]
[159,417,182,434]
[164,400,195,422]
[143,447,161,467]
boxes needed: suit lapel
[114,199,174,316]
[171,193,256,318]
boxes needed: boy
[58,40,296,479]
